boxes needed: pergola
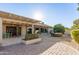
[0,11,51,41]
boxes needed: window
[6,26,21,37]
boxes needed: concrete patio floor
[0,33,78,55]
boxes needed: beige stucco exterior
[0,11,52,46]
[0,17,2,43]
[21,25,27,39]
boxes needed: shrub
[71,24,79,30]
[23,34,39,41]
[53,24,65,34]
[71,29,79,44]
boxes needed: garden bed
[22,34,42,45]
[22,38,42,45]
[51,33,63,37]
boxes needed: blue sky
[0,3,78,28]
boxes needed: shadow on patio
[0,33,72,55]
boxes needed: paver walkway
[41,42,79,55]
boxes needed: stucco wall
[0,17,2,43]
[21,26,26,39]
[3,24,6,33]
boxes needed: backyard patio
[0,33,79,55]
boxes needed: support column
[0,17,2,43]
[21,26,26,39]
[32,25,34,34]
[39,28,41,34]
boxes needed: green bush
[23,34,39,41]
[71,24,79,30]
[53,24,65,34]
[71,29,79,44]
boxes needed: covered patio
[0,11,51,46]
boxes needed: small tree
[73,19,79,25]
[72,19,79,30]
[71,24,79,30]
[53,24,65,34]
